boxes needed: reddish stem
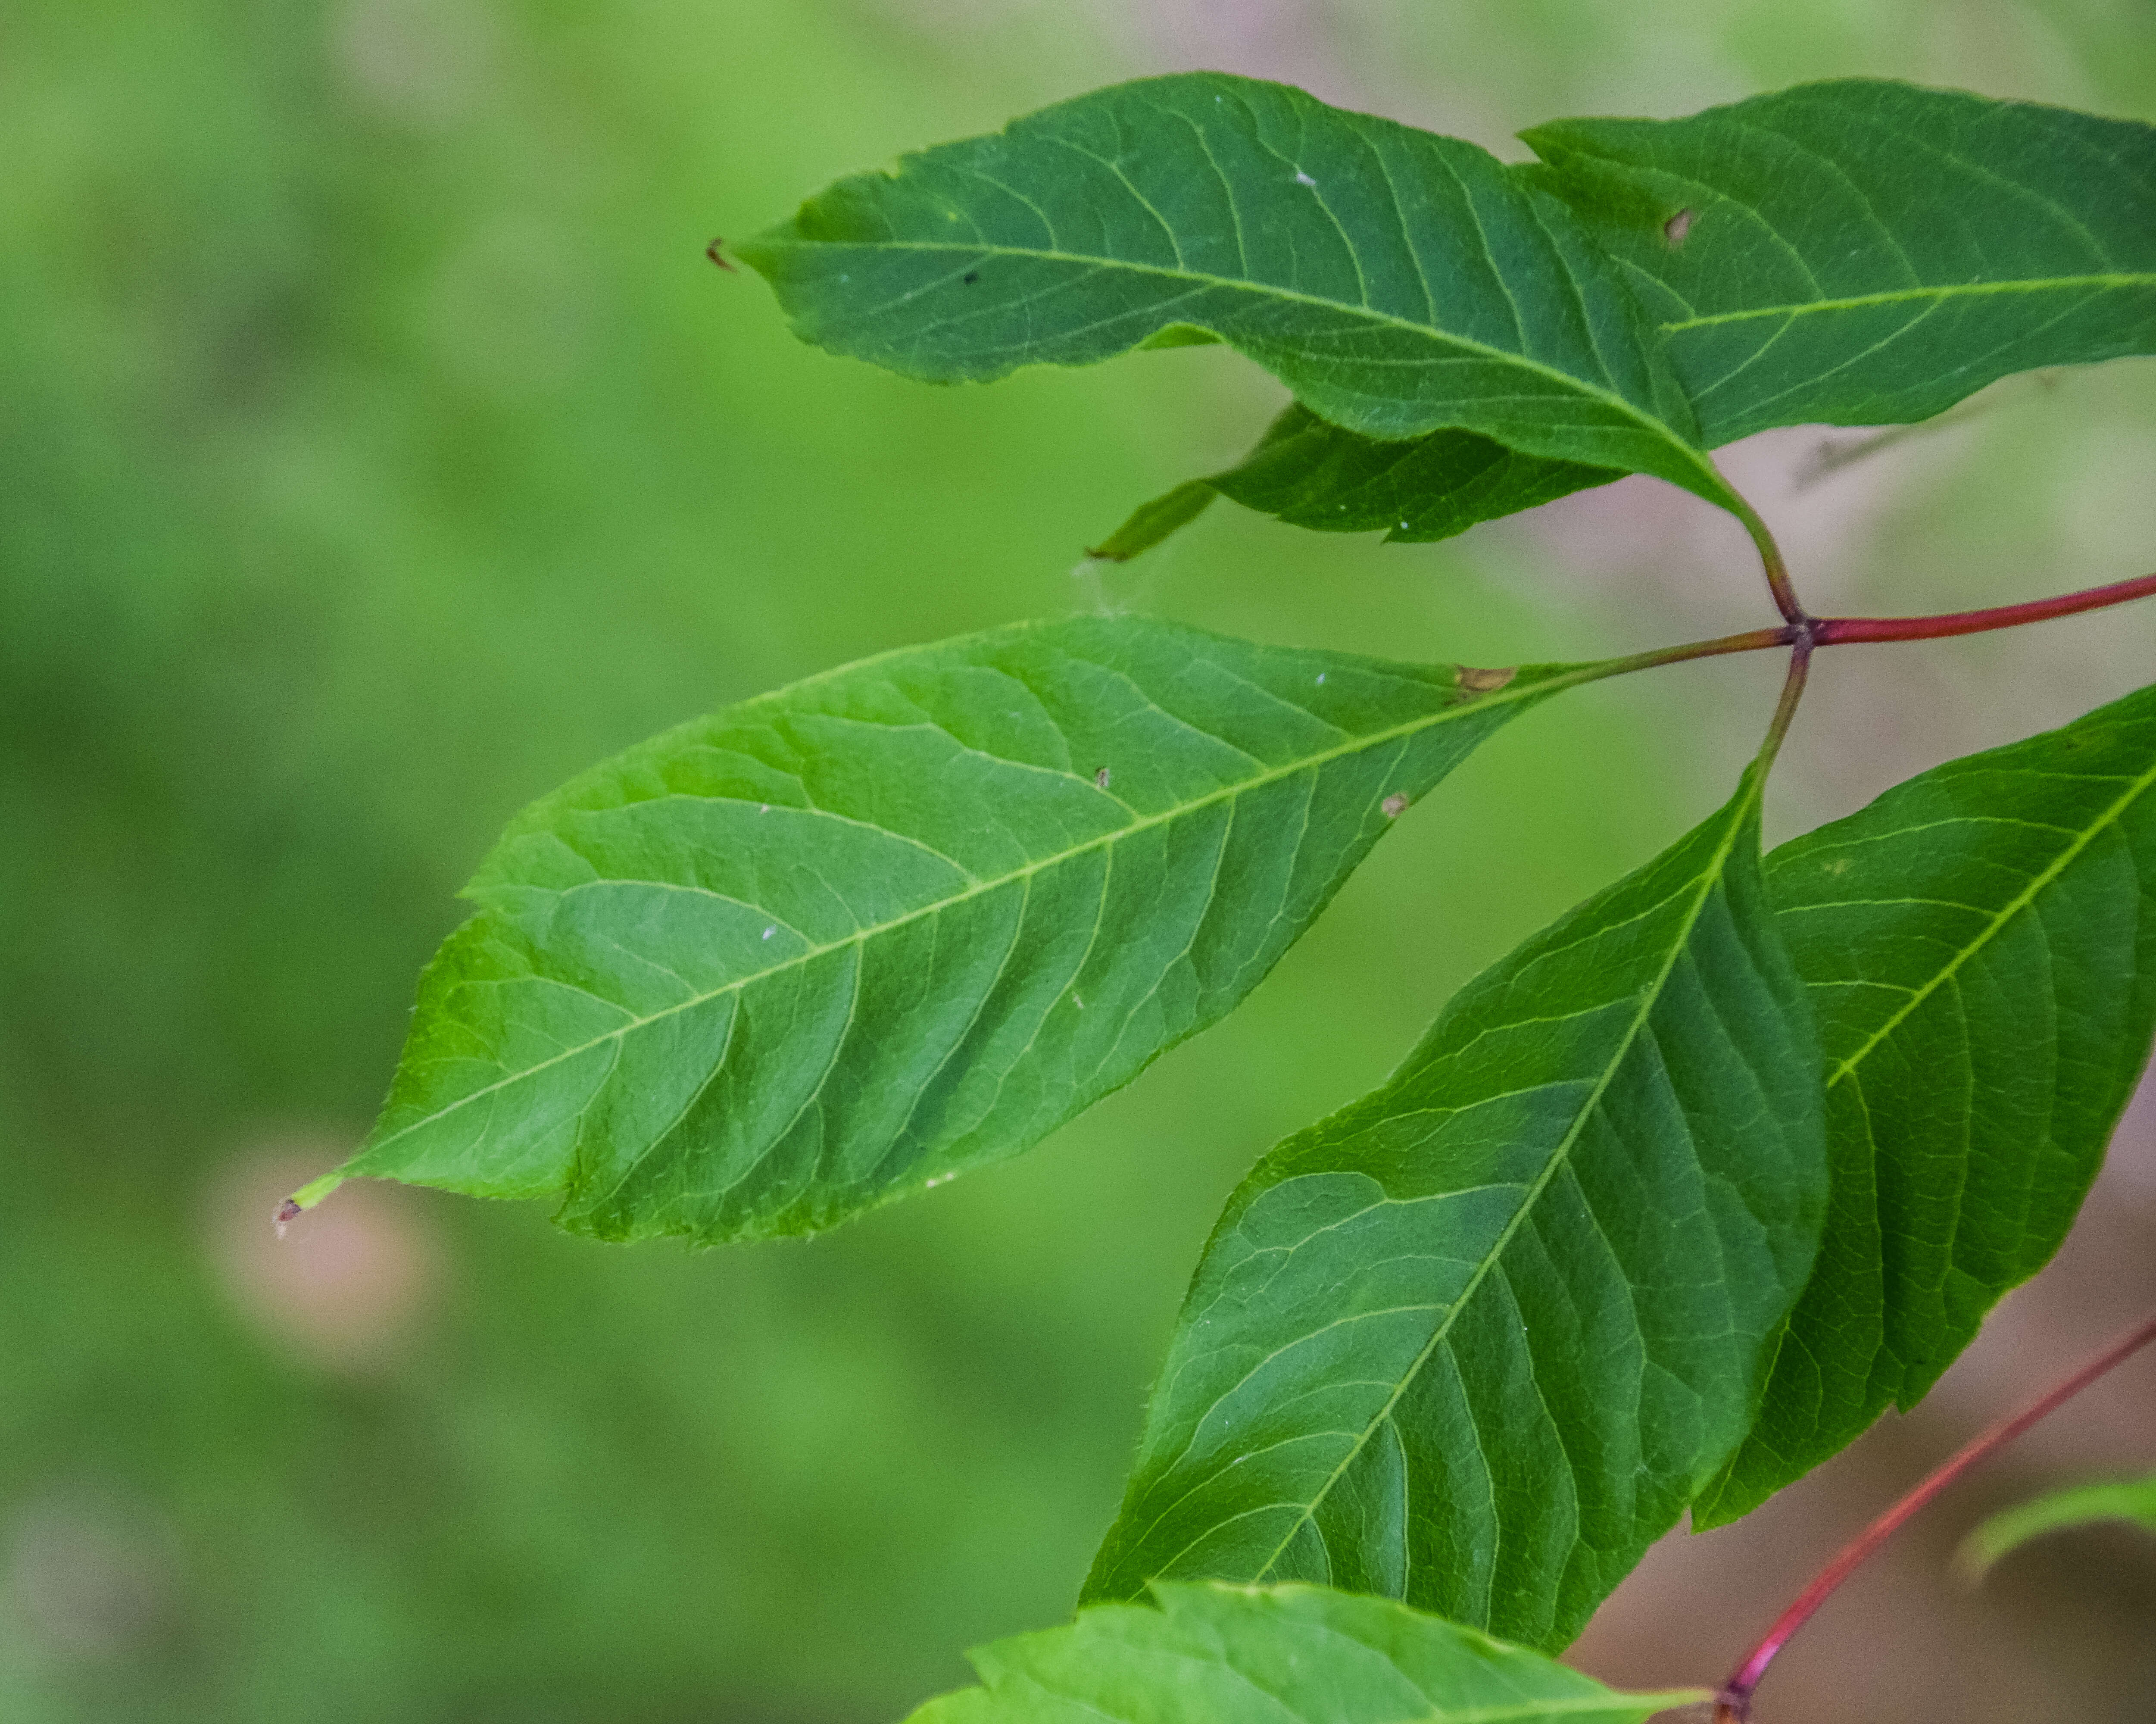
[1591,570,2156,689]
[1713,1312,2156,1722]
[1810,570,2156,645]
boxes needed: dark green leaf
[1083,759,1826,1650]
[907,1583,1703,1724]
[1524,81,2156,445]
[1957,1475,2156,1578]
[1088,479,1222,562]
[308,618,1577,1245]
[1117,82,2156,559]
[1697,682,2156,1525]
[1092,406,1617,561]
[738,74,1744,514]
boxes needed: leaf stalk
[1590,569,2156,688]
[1712,1311,2156,1722]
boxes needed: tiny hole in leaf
[1663,208,1695,247]
[1095,766,1111,788]
[1457,665,1517,693]
[1382,793,1410,819]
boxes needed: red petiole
[1712,1312,2156,1722]
[1600,569,2156,683]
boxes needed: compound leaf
[1084,757,1826,1650]
[1697,681,2156,1525]
[1091,406,1616,561]
[739,73,1744,515]
[1524,81,2156,445]
[1957,1475,2156,1579]
[312,618,1575,1246]
[907,1583,1703,1724]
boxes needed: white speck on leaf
[1295,170,1317,187]
[1382,792,1410,819]
[762,925,776,940]
[1095,766,1111,789]
[1316,672,1326,684]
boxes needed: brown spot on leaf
[1663,208,1695,247]
[1382,792,1410,819]
[1456,665,1517,693]
[1094,766,1111,789]
[705,237,738,272]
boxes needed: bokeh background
[5,2,2155,1719]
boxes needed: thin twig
[1713,1312,2156,1722]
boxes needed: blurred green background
[5,3,2155,1720]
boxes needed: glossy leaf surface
[1698,683,2156,1524]
[907,1583,1702,1724]
[1092,406,1615,562]
[739,74,1742,512]
[1525,81,2156,444]
[1958,1475,2156,1577]
[322,618,1571,1245]
[1085,762,1826,1650]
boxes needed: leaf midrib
[1821,750,2156,1090]
[1663,272,2156,334]
[784,236,1718,484]
[1242,776,1759,1586]
[364,665,1582,1161]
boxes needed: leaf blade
[907,1583,1704,1724]
[334,617,1576,1245]
[739,74,1738,511]
[1084,761,1826,1649]
[1957,1475,2156,1578]
[1091,405,1619,561]
[1697,682,2156,1525]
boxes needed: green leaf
[1697,682,2156,1526]
[1957,1475,2156,1578]
[1524,80,2156,446]
[314,617,1578,1245]
[1115,81,2156,559]
[738,73,1744,515]
[906,1583,1704,1724]
[1091,406,1617,561]
[1083,759,1827,1650]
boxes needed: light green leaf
[1697,682,2156,1525]
[1090,406,1616,561]
[1083,758,1826,1650]
[315,617,1579,1245]
[1524,80,2156,445]
[1957,1476,2156,1579]
[907,1583,1704,1724]
[738,73,1744,515]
